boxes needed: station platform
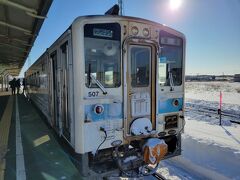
[0,92,82,180]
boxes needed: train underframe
[73,134,181,179]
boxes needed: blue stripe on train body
[85,103,123,122]
[158,98,183,114]
[84,98,183,122]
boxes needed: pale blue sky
[20,0,240,76]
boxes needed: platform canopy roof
[0,0,53,77]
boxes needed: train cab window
[84,23,121,88]
[159,31,183,86]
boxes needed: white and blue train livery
[25,12,185,178]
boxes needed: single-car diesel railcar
[25,14,185,178]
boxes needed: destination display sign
[93,28,113,38]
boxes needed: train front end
[72,16,185,178]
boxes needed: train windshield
[84,23,121,88]
[159,31,183,86]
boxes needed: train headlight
[172,99,179,107]
[94,104,104,114]
[131,26,139,35]
[143,28,150,37]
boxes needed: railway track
[185,103,240,123]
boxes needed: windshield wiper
[88,63,107,95]
[90,74,107,95]
[90,74,108,95]
[167,61,175,91]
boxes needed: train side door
[60,42,70,141]
[124,43,156,138]
[50,51,60,130]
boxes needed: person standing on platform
[22,78,26,94]
[16,79,20,94]
[9,78,16,95]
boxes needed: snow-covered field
[158,81,240,180]
[185,81,240,105]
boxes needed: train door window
[131,46,150,87]
[42,63,44,71]
[42,62,46,86]
[51,51,57,91]
[37,71,40,87]
[159,31,183,86]
[32,73,34,85]
[34,73,37,86]
[84,23,121,88]
[33,73,35,85]
[61,42,70,140]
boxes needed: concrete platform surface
[0,93,82,180]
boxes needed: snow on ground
[185,81,240,105]
[184,119,240,153]
[156,81,240,180]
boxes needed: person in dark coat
[22,78,26,94]
[16,79,20,94]
[9,78,16,95]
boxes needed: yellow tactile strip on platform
[0,92,11,97]
[33,135,50,147]
[0,96,13,180]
